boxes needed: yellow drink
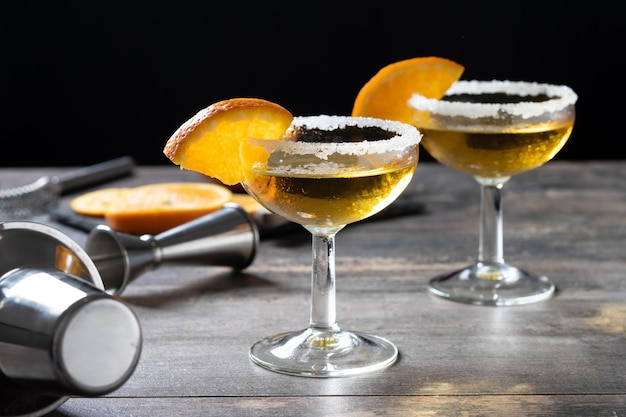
[242,116,420,230]
[243,115,421,376]
[419,122,573,179]
[408,80,578,306]
[244,157,416,228]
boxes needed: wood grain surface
[1,161,624,417]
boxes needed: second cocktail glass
[242,115,421,376]
[409,80,577,306]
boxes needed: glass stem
[478,183,505,264]
[310,233,338,330]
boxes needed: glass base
[249,327,398,377]
[428,262,555,306]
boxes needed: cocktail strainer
[0,156,135,221]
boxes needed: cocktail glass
[409,80,577,306]
[242,115,421,376]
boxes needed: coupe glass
[241,115,421,376]
[409,80,577,306]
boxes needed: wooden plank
[53,395,626,417]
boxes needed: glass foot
[249,327,398,377]
[428,262,555,306]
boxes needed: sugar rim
[408,80,578,119]
[259,115,422,160]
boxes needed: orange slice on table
[103,182,232,235]
[70,187,132,217]
[352,56,465,124]
[163,98,294,185]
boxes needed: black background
[1,1,621,166]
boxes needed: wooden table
[2,161,625,416]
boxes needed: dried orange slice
[103,182,232,235]
[352,56,465,124]
[163,98,294,185]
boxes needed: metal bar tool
[0,156,136,221]
[0,221,142,417]
[85,202,259,295]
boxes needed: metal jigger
[85,202,259,296]
[0,221,142,417]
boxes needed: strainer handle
[52,156,136,194]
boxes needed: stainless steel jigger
[0,221,142,417]
[85,202,259,296]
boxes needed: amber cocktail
[243,115,421,376]
[410,80,577,306]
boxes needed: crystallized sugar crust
[260,115,422,160]
[408,80,578,119]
